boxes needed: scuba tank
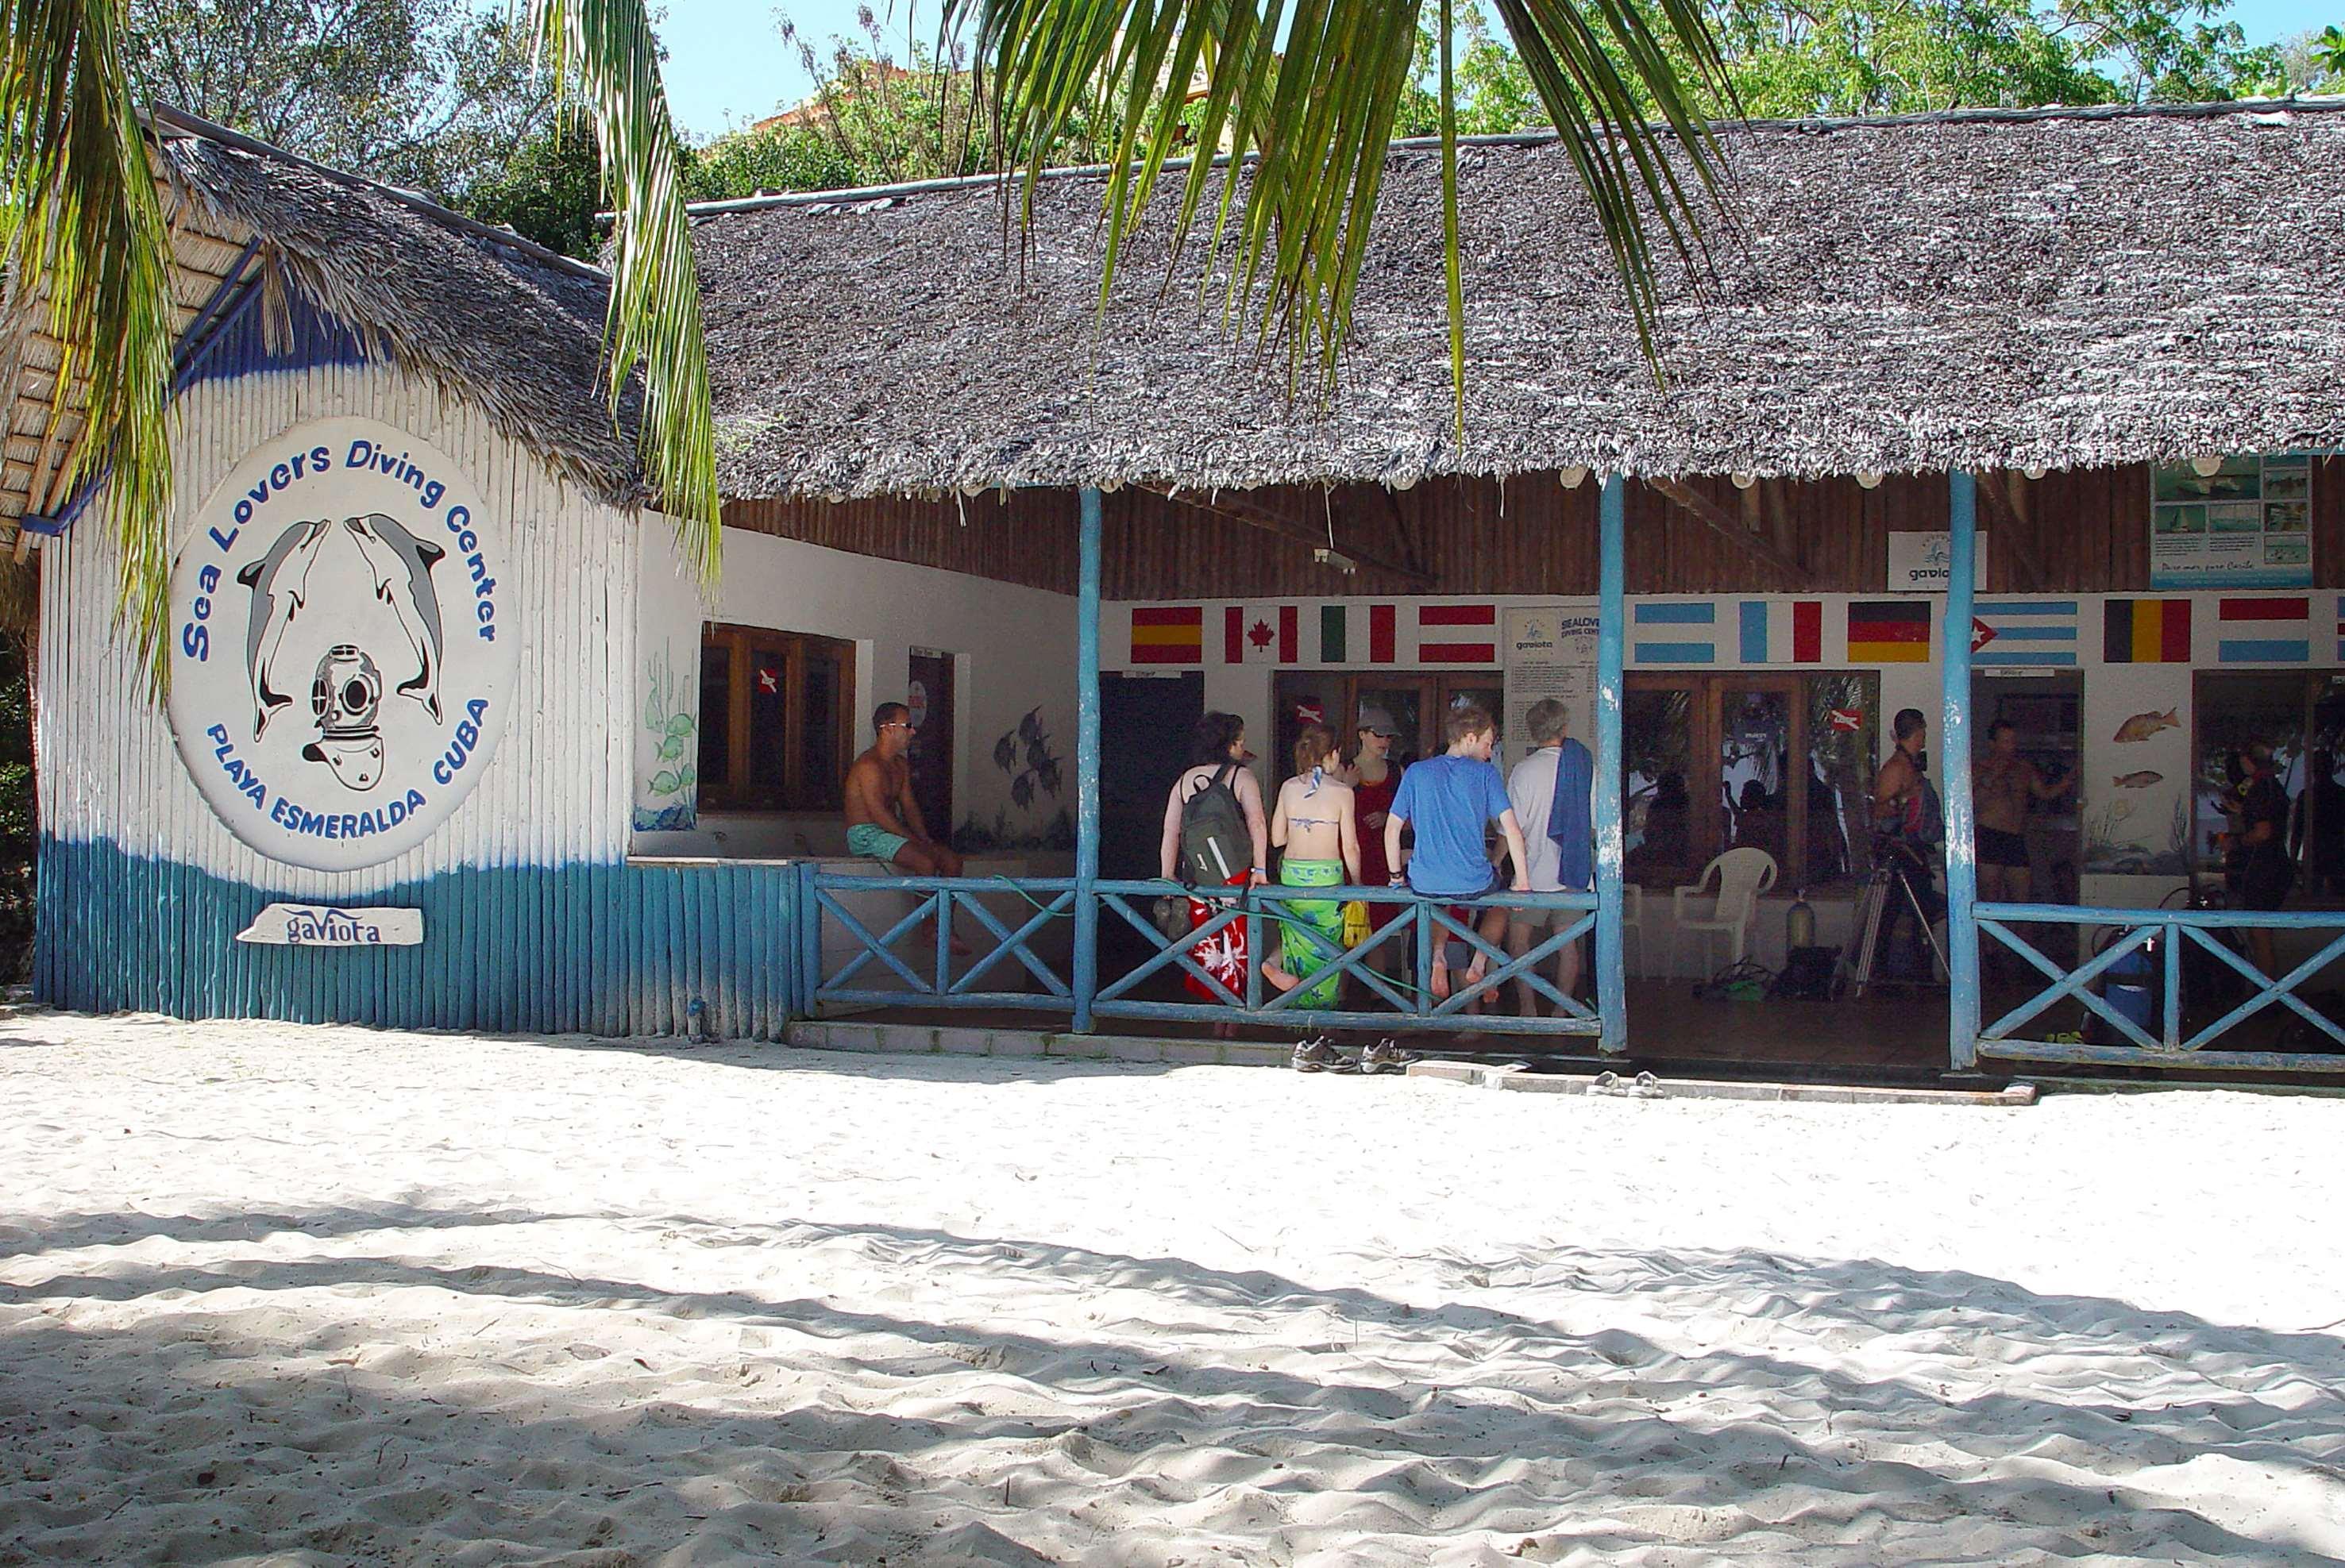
[1786,888,1816,950]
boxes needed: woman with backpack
[1159,711,1270,1034]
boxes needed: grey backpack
[1178,763,1248,886]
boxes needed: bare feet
[1263,962,1300,994]
[1429,964,1451,1002]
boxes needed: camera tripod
[1842,849,1950,998]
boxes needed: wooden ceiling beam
[1143,485,1438,588]
[1974,468,2046,591]
[1646,476,1811,588]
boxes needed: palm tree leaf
[1,0,180,688]
[957,0,1737,401]
[528,0,721,591]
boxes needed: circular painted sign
[907,679,929,733]
[165,417,521,870]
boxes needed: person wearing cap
[1350,706,1406,942]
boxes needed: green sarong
[1279,858,1347,1009]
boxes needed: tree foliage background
[125,0,560,192]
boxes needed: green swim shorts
[846,823,909,864]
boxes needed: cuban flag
[1974,599,2081,667]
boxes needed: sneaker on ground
[1360,1038,1421,1074]
[1292,1037,1351,1073]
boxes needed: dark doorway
[1101,672,1205,880]
[1973,671,2084,907]
[908,649,955,841]
[1272,671,1506,779]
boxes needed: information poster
[1501,603,1598,772]
[2150,454,2312,589]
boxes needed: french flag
[1737,600,1824,665]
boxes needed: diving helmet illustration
[299,644,386,791]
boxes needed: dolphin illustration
[342,512,447,725]
[235,520,329,738]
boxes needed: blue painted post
[1944,471,1981,1070]
[1073,487,1103,1033]
[1595,475,1628,1054]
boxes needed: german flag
[2102,599,2192,664]
[1129,605,1202,665]
[1847,600,1930,663]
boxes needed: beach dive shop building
[13,101,2345,1075]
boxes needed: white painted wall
[40,359,640,893]
[634,527,1079,858]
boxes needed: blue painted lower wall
[33,838,804,1041]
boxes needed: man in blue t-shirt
[1385,704,1531,1004]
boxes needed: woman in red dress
[1159,712,1269,1035]
[1348,707,1406,930]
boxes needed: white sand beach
[3,1014,2345,1565]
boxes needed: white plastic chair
[1619,884,1646,977]
[1670,848,1778,977]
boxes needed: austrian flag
[1417,603,1497,664]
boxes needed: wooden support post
[1647,476,1809,587]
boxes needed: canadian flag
[1225,604,1298,663]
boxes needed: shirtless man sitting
[844,702,964,877]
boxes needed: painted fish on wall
[2112,771,2165,788]
[2113,709,2180,743]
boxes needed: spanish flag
[1129,605,1202,665]
[1847,601,1930,663]
[2101,599,2192,664]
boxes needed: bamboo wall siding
[727,460,2344,599]
[2,183,254,530]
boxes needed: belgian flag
[2102,599,2192,664]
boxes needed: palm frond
[0,0,180,688]
[529,0,721,591]
[953,0,1737,402]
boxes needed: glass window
[1625,672,1876,890]
[1625,683,1696,880]
[698,624,856,812]
[2193,671,2345,900]
[698,641,732,789]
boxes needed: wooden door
[908,649,955,843]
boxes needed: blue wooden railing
[803,872,1080,1015]
[1969,900,2345,1072]
[1091,881,1599,1037]
[798,865,1605,1042]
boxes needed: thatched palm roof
[159,129,645,509]
[1,114,642,540]
[692,100,2345,501]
